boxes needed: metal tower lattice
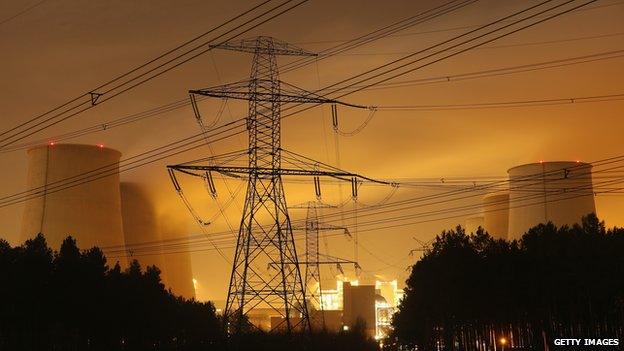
[305,204,323,309]
[212,37,315,333]
[304,205,355,328]
[168,36,385,333]
[290,201,355,328]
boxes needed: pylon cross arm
[190,89,334,104]
[168,165,391,185]
[209,37,317,57]
[189,80,368,108]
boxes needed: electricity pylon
[290,201,357,329]
[168,36,386,334]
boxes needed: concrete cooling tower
[482,192,509,240]
[120,183,167,282]
[20,144,127,266]
[507,161,595,241]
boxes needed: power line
[7,46,621,154]
[332,173,620,232]
[271,0,599,125]
[0,121,248,208]
[113,166,624,256]
[0,0,474,156]
[353,49,624,91]
[324,0,599,99]
[336,31,624,56]
[111,168,624,259]
[0,1,478,207]
[1,0,600,155]
[0,97,202,154]
[0,0,596,212]
[0,0,49,26]
[373,92,624,111]
[294,156,624,226]
[0,0,308,149]
[1,3,576,155]
[293,1,624,45]
[100,155,624,256]
[280,0,478,73]
[104,165,618,258]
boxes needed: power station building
[20,144,195,298]
[312,280,403,339]
[263,279,403,338]
[468,161,596,241]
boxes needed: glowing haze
[1,0,623,303]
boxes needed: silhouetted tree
[389,214,624,351]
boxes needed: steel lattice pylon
[169,36,385,334]
[214,37,315,333]
[304,204,322,311]
[290,200,355,330]
[199,37,330,334]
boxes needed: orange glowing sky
[1,0,623,303]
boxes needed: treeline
[389,214,624,351]
[0,234,221,350]
[0,234,379,351]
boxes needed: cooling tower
[158,211,196,299]
[482,192,509,240]
[20,144,126,266]
[465,216,484,234]
[120,183,167,283]
[507,161,595,241]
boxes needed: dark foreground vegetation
[389,214,624,351]
[0,234,378,351]
[227,327,379,351]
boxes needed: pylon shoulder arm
[189,80,367,107]
[168,165,392,186]
[170,165,354,178]
[209,37,317,56]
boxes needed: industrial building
[467,161,596,241]
[268,279,403,338]
[343,282,377,336]
[20,144,195,298]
